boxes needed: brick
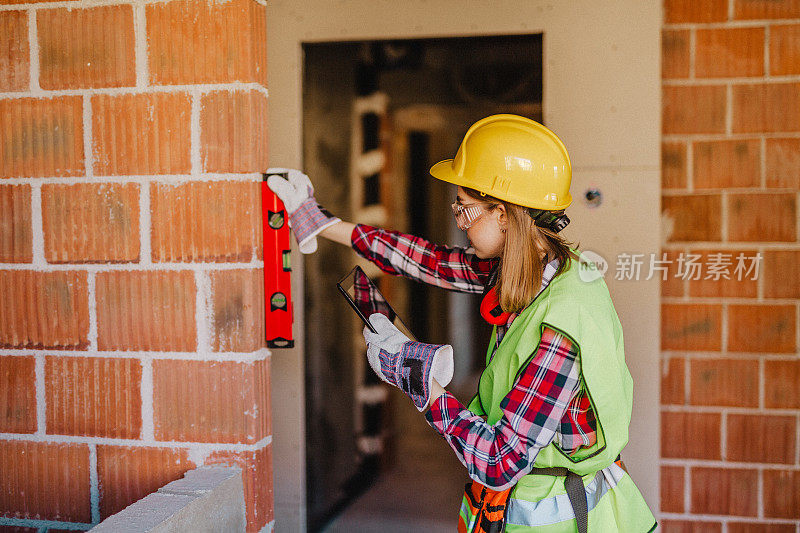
[765,360,800,408]
[727,193,796,242]
[662,304,722,351]
[0,11,29,91]
[153,358,269,443]
[147,0,266,86]
[97,445,194,519]
[663,86,727,134]
[211,269,265,352]
[728,304,796,353]
[693,140,760,189]
[42,183,140,264]
[662,142,687,189]
[690,358,759,407]
[727,414,796,464]
[661,466,684,513]
[92,92,191,176]
[691,467,758,516]
[96,270,196,351]
[200,90,268,173]
[0,270,89,349]
[660,520,722,533]
[728,524,797,533]
[660,250,685,297]
[662,411,721,459]
[661,357,685,404]
[0,440,90,522]
[662,194,722,242]
[207,444,272,532]
[0,185,32,263]
[0,527,38,533]
[766,138,800,188]
[37,5,135,90]
[0,356,36,433]
[0,96,84,178]
[763,470,800,518]
[771,24,800,75]
[696,28,764,78]
[46,356,142,439]
[662,30,690,79]
[665,0,728,23]
[150,181,260,263]
[735,0,800,19]
[763,250,800,298]
[733,83,800,133]
[687,249,759,298]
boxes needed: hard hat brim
[429,159,464,187]
[429,159,573,210]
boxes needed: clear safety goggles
[451,202,487,231]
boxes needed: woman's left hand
[363,313,454,411]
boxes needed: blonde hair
[463,188,579,314]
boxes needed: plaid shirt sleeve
[424,327,583,490]
[351,224,497,294]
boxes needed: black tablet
[336,266,416,340]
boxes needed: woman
[268,114,656,532]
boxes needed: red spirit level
[261,172,294,348]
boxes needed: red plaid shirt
[352,224,598,489]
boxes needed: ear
[495,203,507,230]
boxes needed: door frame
[266,1,662,529]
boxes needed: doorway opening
[301,34,543,531]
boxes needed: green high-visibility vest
[463,250,657,532]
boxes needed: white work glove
[363,313,454,411]
[266,167,340,254]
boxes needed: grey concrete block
[88,466,246,533]
[158,466,242,496]
[89,493,196,533]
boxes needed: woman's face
[456,186,507,259]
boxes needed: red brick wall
[662,1,800,531]
[0,1,272,531]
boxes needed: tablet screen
[337,266,416,341]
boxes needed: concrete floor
[323,380,479,532]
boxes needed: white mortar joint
[140,358,155,440]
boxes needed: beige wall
[267,1,662,528]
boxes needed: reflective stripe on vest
[506,463,625,528]
[458,498,476,533]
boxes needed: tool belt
[528,466,589,533]
[459,457,626,533]
[458,481,512,533]
[530,457,626,533]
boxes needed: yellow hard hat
[429,114,572,210]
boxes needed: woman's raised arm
[319,220,356,246]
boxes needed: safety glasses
[451,201,487,231]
